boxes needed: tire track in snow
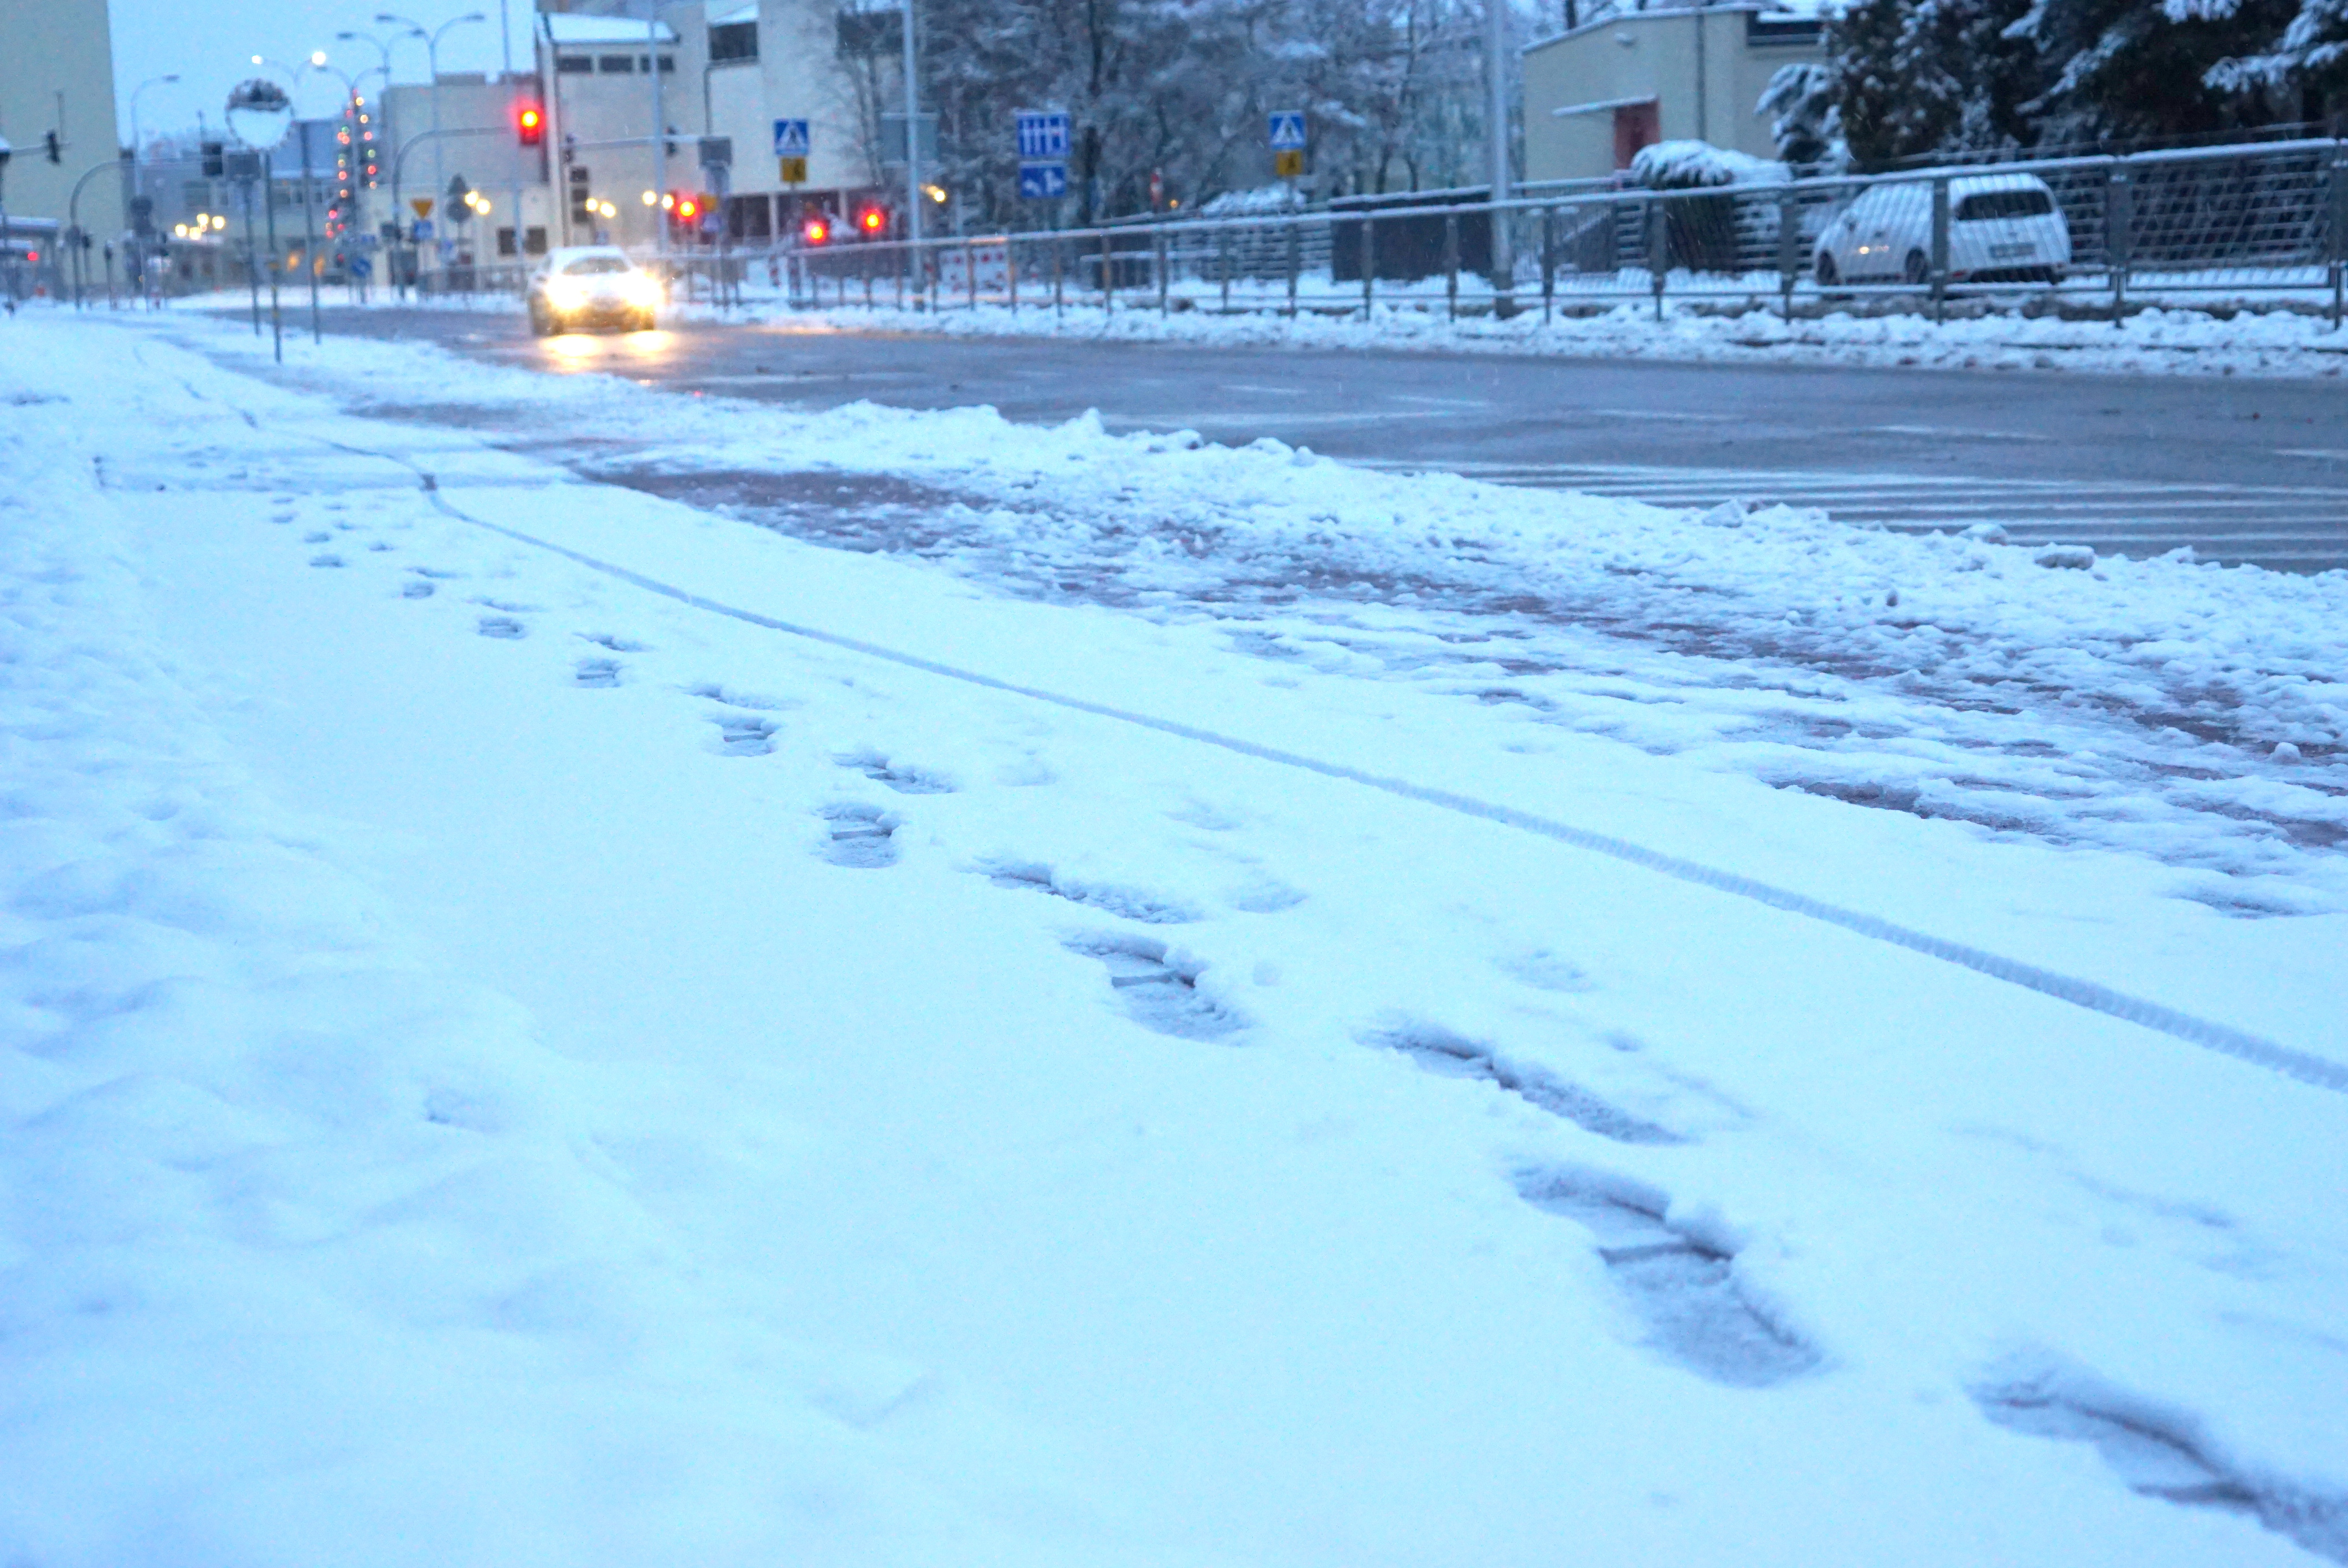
[280,427,2348,1098]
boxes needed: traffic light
[515,100,544,146]
[44,131,61,164]
[856,204,888,238]
[201,141,225,178]
[802,214,831,245]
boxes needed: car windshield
[1957,188,2054,221]
[563,256,632,276]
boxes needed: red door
[1613,102,1660,171]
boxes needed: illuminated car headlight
[547,280,586,311]
[622,274,659,306]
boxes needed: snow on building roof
[711,3,758,23]
[541,14,678,45]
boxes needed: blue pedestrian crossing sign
[1018,162,1068,200]
[1016,110,1070,161]
[1268,110,1307,149]
[772,118,810,158]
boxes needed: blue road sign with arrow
[1018,162,1068,200]
[1268,110,1307,149]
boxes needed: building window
[556,54,593,73]
[597,54,634,73]
[636,53,677,73]
[709,21,758,62]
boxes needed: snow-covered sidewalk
[4,310,2346,1566]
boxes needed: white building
[1521,3,1824,185]
[0,0,123,276]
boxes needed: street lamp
[376,11,485,274]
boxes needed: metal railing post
[1444,210,1460,321]
[1285,220,1300,317]
[1778,188,1799,318]
[1219,228,1231,313]
[1648,198,1667,322]
[1361,213,1375,319]
[1930,175,1950,323]
[1157,228,1169,315]
[1009,236,1020,313]
[1100,228,1113,312]
[966,239,978,310]
[1540,205,1556,323]
[1053,236,1064,317]
[2331,145,2347,329]
[2107,162,2132,325]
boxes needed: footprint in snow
[581,632,648,653]
[477,616,526,639]
[302,531,331,544]
[1966,1349,2348,1560]
[401,581,435,600]
[310,554,346,569]
[1513,1167,1819,1389]
[712,714,776,755]
[837,749,955,795]
[984,860,1198,924]
[1364,1019,1682,1145]
[574,658,621,688]
[818,803,899,868]
[1065,933,1241,1039]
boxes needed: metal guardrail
[692,137,2348,327]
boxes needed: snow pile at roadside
[159,311,2348,914]
[8,310,2348,1566]
[756,296,2348,377]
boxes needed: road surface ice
[3,311,2345,1566]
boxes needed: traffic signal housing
[515,101,545,146]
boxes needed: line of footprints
[295,512,2306,1544]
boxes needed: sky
[109,0,540,142]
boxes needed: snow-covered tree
[2206,0,2348,110]
[2010,0,2298,144]
[1756,61,1840,167]
[1824,0,2042,167]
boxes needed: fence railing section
[722,137,2348,326]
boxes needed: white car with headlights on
[527,247,660,334]
[1814,172,2072,287]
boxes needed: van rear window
[1957,188,2054,221]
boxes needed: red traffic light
[515,102,544,146]
[857,205,887,236]
[675,195,699,221]
[802,215,830,245]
